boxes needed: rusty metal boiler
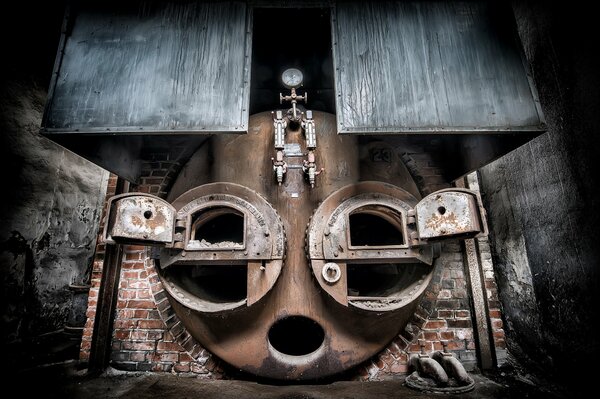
[104,78,487,379]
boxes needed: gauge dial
[281,68,304,89]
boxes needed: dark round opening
[349,209,403,246]
[191,207,244,247]
[438,206,446,215]
[166,265,247,303]
[143,210,153,219]
[347,263,430,297]
[268,316,325,356]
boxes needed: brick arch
[144,254,225,377]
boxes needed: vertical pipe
[88,177,128,373]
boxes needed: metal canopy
[332,1,545,134]
[43,1,251,134]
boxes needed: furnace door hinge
[103,193,177,247]
[412,188,488,241]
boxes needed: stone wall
[479,0,600,391]
[0,77,109,368]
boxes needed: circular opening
[268,316,325,356]
[166,265,247,303]
[190,207,244,248]
[437,206,446,215]
[143,210,153,219]
[347,263,430,297]
[349,207,404,246]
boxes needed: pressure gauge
[281,68,303,89]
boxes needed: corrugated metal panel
[332,1,545,134]
[42,1,251,134]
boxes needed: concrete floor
[9,363,568,399]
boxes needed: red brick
[447,340,466,350]
[122,341,155,351]
[119,290,137,299]
[174,363,191,373]
[127,300,155,309]
[157,341,184,352]
[437,310,453,318]
[133,309,150,319]
[447,319,471,328]
[423,331,439,340]
[80,340,91,351]
[114,319,137,329]
[489,309,502,318]
[455,310,470,318]
[492,319,503,329]
[130,352,147,362]
[163,332,175,342]
[122,271,141,280]
[126,245,146,251]
[125,252,141,261]
[440,331,455,340]
[136,290,151,299]
[147,330,164,340]
[423,320,447,329]
[493,330,505,338]
[160,353,179,362]
[114,329,130,340]
[138,319,165,329]
[379,351,395,367]
[130,331,148,340]
[129,281,150,289]
[179,352,194,362]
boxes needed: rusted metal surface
[104,194,175,245]
[148,111,437,380]
[415,189,486,240]
[406,340,475,393]
[102,112,488,379]
[456,176,495,370]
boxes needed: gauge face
[281,68,303,88]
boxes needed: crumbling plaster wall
[479,0,600,387]
[0,1,109,368]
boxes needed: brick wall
[108,246,221,376]
[80,140,507,379]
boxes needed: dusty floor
[8,363,569,399]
